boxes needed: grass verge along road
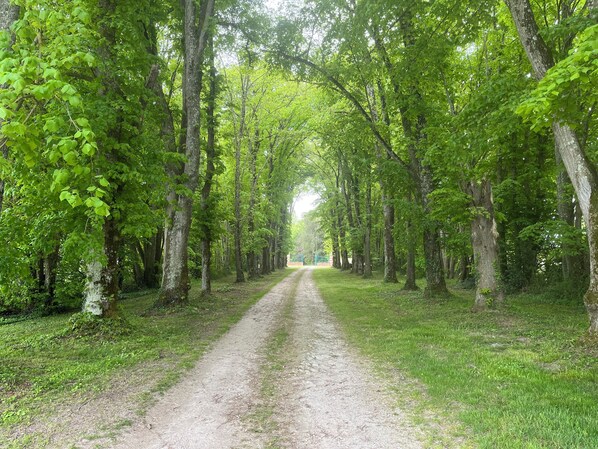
[0,269,295,448]
[313,268,598,449]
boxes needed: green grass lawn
[0,269,294,445]
[313,268,598,449]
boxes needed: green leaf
[68,96,81,107]
[63,151,78,166]
[76,118,90,128]
[81,143,95,156]
[94,203,110,217]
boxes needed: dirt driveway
[78,268,422,449]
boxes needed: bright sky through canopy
[293,191,319,219]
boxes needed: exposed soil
[61,268,423,448]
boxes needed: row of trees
[1,0,597,335]
[0,0,310,317]
[287,0,596,332]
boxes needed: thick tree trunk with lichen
[0,1,18,37]
[83,218,120,317]
[159,0,214,306]
[507,0,598,332]
[469,180,503,311]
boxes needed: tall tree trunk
[469,180,503,311]
[261,245,270,275]
[159,0,214,305]
[43,245,59,306]
[83,218,120,317]
[375,11,448,296]
[366,84,398,282]
[336,190,350,270]
[339,215,350,270]
[330,209,341,269]
[247,129,259,280]
[199,33,217,295]
[276,207,287,269]
[411,147,448,297]
[0,1,19,216]
[507,0,598,333]
[270,236,276,272]
[381,193,398,282]
[223,224,232,274]
[135,231,162,289]
[403,219,419,291]
[351,175,364,275]
[233,78,249,283]
[341,169,358,274]
[459,255,471,283]
[144,32,174,292]
[147,230,163,288]
[363,176,373,278]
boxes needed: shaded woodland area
[0,0,597,334]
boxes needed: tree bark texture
[403,220,419,291]
[276,206,288,269]
[469,180,503,311]
[508,0,598,332]
[363,176,373,278]
[247,129,259,280]
[159,0,215,305]
[200,33,217,295]
[82,219,120,317]
[135,231,163,289]
[330,210,341,269]
[382,193,398,282]
[337,195,350,270]
[419,164,448,296]
[233,77,249,283]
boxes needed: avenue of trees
[0,0,596,333]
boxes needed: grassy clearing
[312,268,598,449]
[0,269,295,446]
